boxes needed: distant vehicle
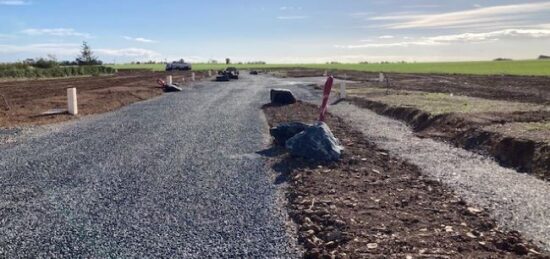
[226,67,239,79]
[216,67,239,81]
[250,70,259,75]
[166,59,192,71]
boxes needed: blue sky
[1,0,550,63]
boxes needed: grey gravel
[0,75,298,257]
[329,101,550,251]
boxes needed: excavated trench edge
[348,97,550,181]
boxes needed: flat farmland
[112,59,550,76]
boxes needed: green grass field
[111,59,550,76]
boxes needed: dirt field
[0,70,208,128]
[279,68,550,180]
[281,68,550,104]
[263,102,547,258]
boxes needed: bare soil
[280,68,550,104]
[263,102,548,258]
[0,70,208,127]
[277,68,549,179]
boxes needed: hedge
[0,66,116,79]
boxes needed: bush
[33,58,58,69]
[0,65,116,79]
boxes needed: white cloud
[371,2,550,29]
[0,0,31,5]
[21,28,92,38]
[0,43,159,59]
[337,29,550,49]
[378,35,395,39]
[277,16,308,20]
[123,36,157,43]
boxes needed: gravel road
[0,74,298,257]
[329,102,550,252]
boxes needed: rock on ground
[270,122,310,145]
[270,89,297,105]
[286,122,343,161]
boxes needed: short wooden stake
[67,88,78,115]
[167,75,173,85]
[340,74,347,99]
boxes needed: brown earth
[263,102,548,258]
[0,71,208,127]
[280,68,550,104]
[279,68,550,179]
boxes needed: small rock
[367,243,378,249]
[270,88,297,105]
[467,207,483,214]
[466,232,477,239]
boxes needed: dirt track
[0,71,207,127]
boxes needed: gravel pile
[0,75,298,257]
[329,102,550,251]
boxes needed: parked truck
[165,59,192,71]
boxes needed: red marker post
[318,76,334,122]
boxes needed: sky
[0,0,550,63]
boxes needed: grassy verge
[111,59,550,76]
[0,66,116,79]
[347,87,549,115]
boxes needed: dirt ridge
[349,97,550,180]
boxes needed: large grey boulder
[286,122,343,161]
[270,122,310,145]
[270,89,297,105]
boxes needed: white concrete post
[208,70,212,77]
[340,74,347,99]
[379,72,385,82]
[67,88,78,115]
[192,72,196,81]
[323,70,328,77]
[167,75,173,85]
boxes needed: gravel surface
[329,101,550,251]
[0,74,298,257]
